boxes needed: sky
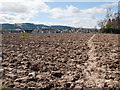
[0,0,119,28]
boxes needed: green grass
[1,85,14,90]
[20,35,32,38]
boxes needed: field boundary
[83,34,106,87]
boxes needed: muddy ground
[1,33,120,89]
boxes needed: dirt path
[0,54,2,89]
[83,34,106,88]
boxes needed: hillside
[2,23,72,30]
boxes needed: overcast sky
[0,0,118,28]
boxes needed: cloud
[0,0,53,2]
[0,2,30,14]
[0,0,118,28]
[81,7,106,15]
[0,0,46,23]
[0,14,30,23]
[100,2,118,8]
[44,5,106,28]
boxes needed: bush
[100,28,120,34]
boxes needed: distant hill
[50,25,71,29]
[2,24,20,29]
[2,23,72,30]
[16,23,36,29]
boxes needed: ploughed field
[1,33,120,89]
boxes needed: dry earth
[1,33,120,89]
[0,34,2,89]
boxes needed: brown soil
[1,33,120,89]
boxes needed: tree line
[98,6,120,34]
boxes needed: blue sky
[0,0,119,28]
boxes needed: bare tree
[97,19,106,28]
[106,8,113,20]
[98,8,113,29]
